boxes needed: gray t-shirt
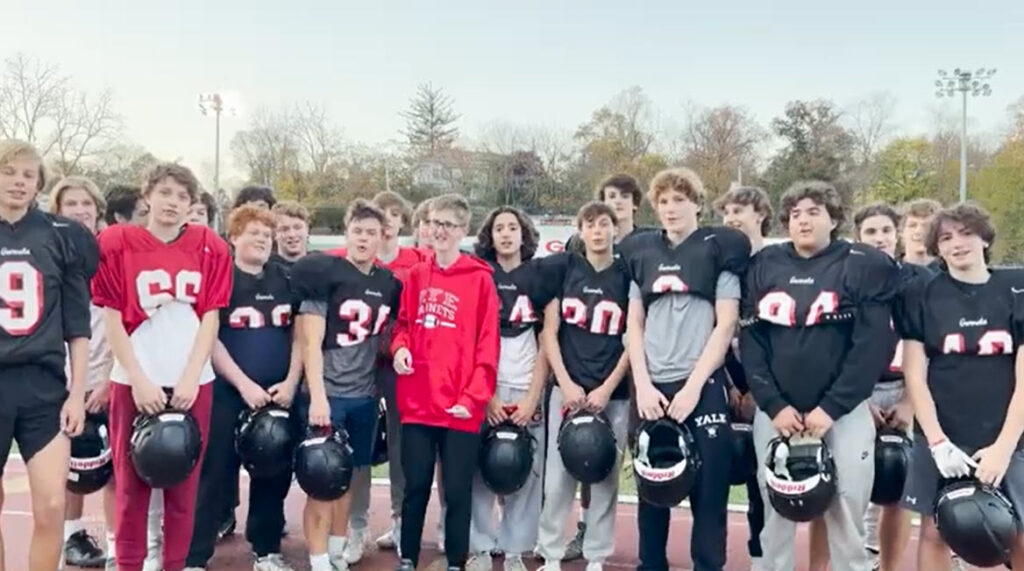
[300,300,379,398]
[630,272,740,384]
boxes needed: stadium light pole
[935,68,996,203]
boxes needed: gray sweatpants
[349,366,405,533]
[864,381,905,551]
[469,385,546,555]
[752,402,876,571]
[536,387,628,565]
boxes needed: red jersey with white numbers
[91,224,233,387]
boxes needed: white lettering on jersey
[337,299,392,346]
[941,330,1013,355]
[561,297,624,335]
[652,274,688,293]
[135,269,202,316]
[0,260,43,336]
[509,294,537,324]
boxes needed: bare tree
[1007,96,1024,143]
[230,107,300,186]
[0,54,123,175]
[401,83,460,157]
[847,92,897,164]
[293,102,344,176]
[680,104,767,198]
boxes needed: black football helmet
[557,408,618,484]
[870,428,911,505]
[130,409,203,489]
[235,404,296,478]
[764,435,837,522]
[294,425,354,502]
[479,420,537,496]
[632,418,701,507]
[935,478,1020,568]
[67,413,113,495]
[728,422,756,485]
[370,398,388,467]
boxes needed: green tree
[973,140,1024,263]
[863,137,937,205]
[401,83,460,157]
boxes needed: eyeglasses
[429,219,463,232]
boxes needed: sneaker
[538,563,562,571]
[218,514,237,541]
[183,568,206,571]
[376,517,400,550]
[584,563,603,571]
[142,547,162,571]
[396,558,415,571]
[561,521,585,562]
[344,529,366,564]
[504,555,528,571]
[65,530,107,567]
[254,553,294,571]
[466,552,492,571]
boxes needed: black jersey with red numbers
[539,252,630,399]
[218,262,298,390]
[879,262,935,383]
[740,240,899,419]
[620,226,750,307]
[0,209,98,392]
[900,268,1024,451]
[491,258,547,339]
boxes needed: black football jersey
[538,252,631,398]
[218,262,298,388]
[621,226,750,307]
[879,262,935,384]
[740,240,899,417]
[491,259,547,339]
[900,268,1024,451]
[292,253,402,352]
[0,210,98,390]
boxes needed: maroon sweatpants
[108,383,212,571]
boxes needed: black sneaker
[65,529,106,568]
[216,514,237,542]
[396,558,415,571]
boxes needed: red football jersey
[91,224,233,387]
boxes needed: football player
[185,204,302,571]
[466,206,550,571]
[898,198,942,269]
[900,203,1024,570]
[232,185,277,211]
[333,191,427,564]
[0,140,96,571]
[625,168,750,571]
[51,176,116,569]
[292,200,402,571]
[186,191,217,228]
[92,162,233,571]
[740,181,899,571]
[535,201,632,571]
[412,198,435,250]
[390,194,500,571]
[270,201,309,268]
[715,185,772,565]
[103,184,149,227]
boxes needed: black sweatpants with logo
[632,371,733,571]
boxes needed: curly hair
[778,180,845,240]
[227,204,276,239]
[474,206,540,261]
[925,202,996,262]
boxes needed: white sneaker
[376,517,400,550]
[466,552,492,571]
[254,553,294,571]
[142,548,162,571]
[183,567,206,571]
[539,563,562,571]
[504,554,528,571]
[584,562,603,571]
[344,529,366,564]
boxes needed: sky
[6,0,1023,188]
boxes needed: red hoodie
[390,254,500,433]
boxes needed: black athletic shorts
[0,365,69,475]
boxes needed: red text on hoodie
[390,254,500,433]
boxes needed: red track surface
[2,458,965,570]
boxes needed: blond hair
[429,193,471,227]
[648,167,705,207]
[50,176,106,218]
[0,139,47,191]
[271,200,309,222]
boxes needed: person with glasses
[390,194,500,571]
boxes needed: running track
[2,458,969,570]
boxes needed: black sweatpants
[745,473,764,558]
[185,388,292,567]
[400,423,481,568]
[634,373,732,571]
